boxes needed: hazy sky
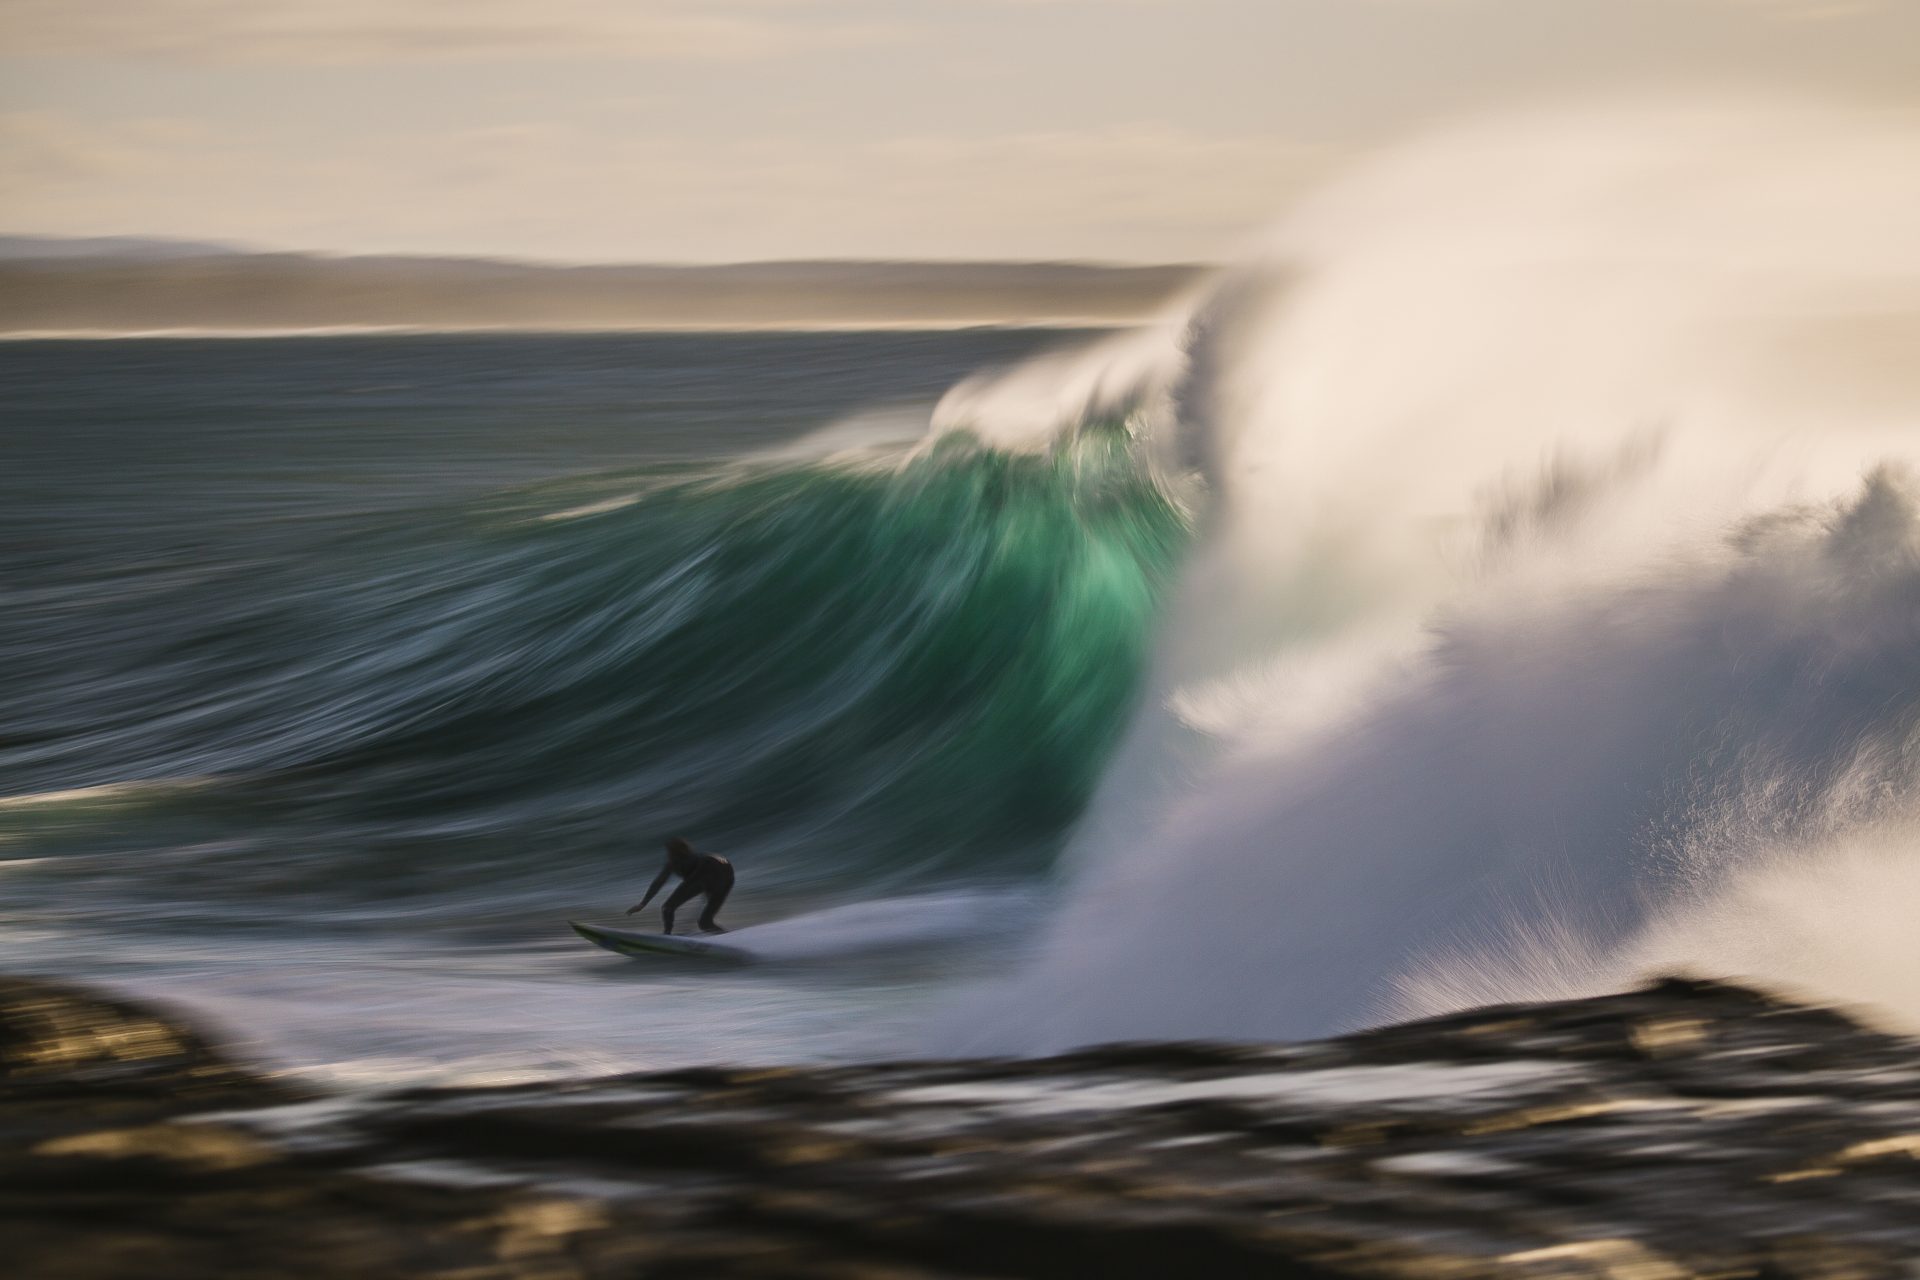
[3,0,1917,262]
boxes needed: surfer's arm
[628,863,674,914]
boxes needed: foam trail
[935,99,1920,1050]
[650,890,1037,963]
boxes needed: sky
[2,0,1918,263]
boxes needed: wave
[933,99,1920,1049]
[1,429,1188,907]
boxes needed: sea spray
[936,100,1920,1050]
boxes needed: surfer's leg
[697,880,731,933]
[660,881,699,935]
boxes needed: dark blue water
[0,330,1188,1081]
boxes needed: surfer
[628,837,734,934]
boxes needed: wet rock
[0,975,268,1093]
[3,975,1917,1277]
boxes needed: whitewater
[934,99,1920,1050]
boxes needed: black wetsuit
[633,850,734,934]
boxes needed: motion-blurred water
[0,330,1188,1082]
[13,105,1920,1086]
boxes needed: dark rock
[3,973,1917,1277]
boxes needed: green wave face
[5,428,1189,900]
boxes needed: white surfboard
[570,891,1027,966]
[569,920,756,963]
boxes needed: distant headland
[0,236,1203,335]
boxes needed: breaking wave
[935,99,1920,1047]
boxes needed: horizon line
[0,234,1213,273]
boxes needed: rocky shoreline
[3,974,1918,1277]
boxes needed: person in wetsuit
[628,837,733,934]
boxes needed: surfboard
[569,919,756,963]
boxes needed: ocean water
[0,330,1189,1083]
[11,103,1920,1086]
